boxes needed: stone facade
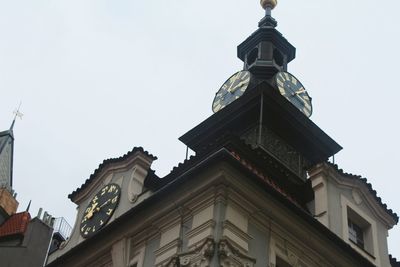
[309,163,397,267]
[47,150,396,267]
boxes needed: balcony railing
[52,217,72,240]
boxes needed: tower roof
[0,122,15,190]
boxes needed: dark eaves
[327,162,399,224]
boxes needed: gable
[69,147,157,204]
[326,163,398,228]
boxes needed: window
[348,218,364,249]
[340,195,380,265]
[346,206,374,255]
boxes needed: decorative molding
[187,219,215,241]
[128,166,149,203]
[73,152,153,204]
[163,238,215,267]
[222,220,252,252]
[352,189,363,205]
[86,253,113,267]
[323,163,396,227]
[218,238,256,267]
[111,238,128,267]
[155,239,181,257]
[270,234,325,267]
[103,173,113,185]
[128,244,146,267]
[184,188,218,216]
[287,250,299,266]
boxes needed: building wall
[49,155,153,263]
[48,162,375,267]
[0,218,53,267]
[310,163,395,267]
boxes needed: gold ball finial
[260,0,277,10]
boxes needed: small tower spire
[259,0,278,28]
[237,0,295,79]
[0,104,23,191]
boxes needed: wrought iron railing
[52,217,72,240]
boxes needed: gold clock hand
[230,80,247,93]
[227,80,235,93]
[96,199,111,211]
[292,88,306,96]
[227,75,240,93]
[85,202,99,220]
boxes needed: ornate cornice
[164,238,215,267]
[218,238,256,267]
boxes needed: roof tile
[69,147,157,200]
[327,162,398,223]
[0,211,31,239]
[390,254,400,267]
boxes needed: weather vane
[10,102,23,130]
[260,0,277,16]
[13,102,24,120]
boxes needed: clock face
[80,183,121,238]
[275,72,312,117]
[212,70,251,113]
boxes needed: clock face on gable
[80,183,121,238]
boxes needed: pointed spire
[0,104,22,191]
[9,119,16,132]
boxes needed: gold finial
[260,0,277,10]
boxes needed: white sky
[1,0,399,256]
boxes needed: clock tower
[181,0,342,204]
[46,2,399,267]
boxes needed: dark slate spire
[0,120,15,191]
[237,0,296,79]
[0,106,22,191]
[259,0,278,28]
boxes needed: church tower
[181,0,341,205]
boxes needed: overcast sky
[1,0,399,255]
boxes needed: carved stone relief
[287,250,299,266]
[128,167,146,203]
[164,238,215,267]
[218,239,256,267]
[352,189,363,205]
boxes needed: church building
[46,1,399,267]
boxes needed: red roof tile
[0,211,31,238]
